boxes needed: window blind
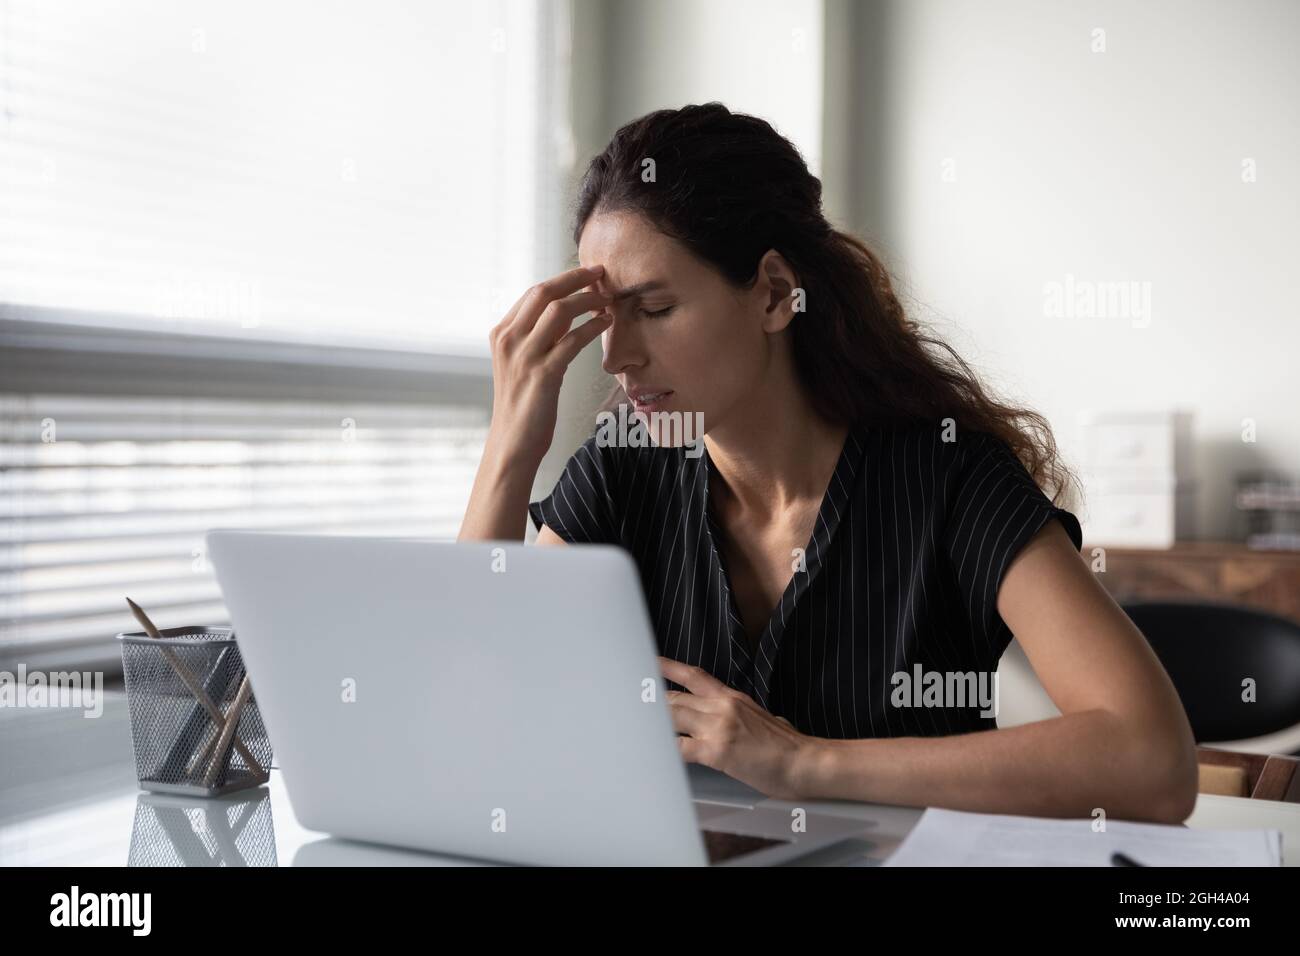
[0,0,568,352]
[0,392,490,666]
[0,0,574,669]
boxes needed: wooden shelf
[1086,541,1300,623]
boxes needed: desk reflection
[128,787,276,867]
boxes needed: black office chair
[1122,600,1300,750]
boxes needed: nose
[599,307,646,378]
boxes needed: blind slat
[1,391,490,651]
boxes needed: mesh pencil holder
[117,625,273,797]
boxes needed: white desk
[1,689,1294,866]
[0,765,916,867]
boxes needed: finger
[526,289,613,357]
[669,699,711,737]
[658,656,732,698]
[677,735,716,768]
[502,264,603,324]
[546,312,612,370]
[506,265,605,336]
[666,688,716,713]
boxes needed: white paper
[884,807,1282,866]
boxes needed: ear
[755,249,800,333]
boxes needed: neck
[703,358,849,517]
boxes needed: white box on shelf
[1077,409,1196,547]
[1079,473,1197,548]
[1078,409,1193,479]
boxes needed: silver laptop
[205,530,869,866]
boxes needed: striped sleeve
[941,431,1083,646]
[528,434,621,544]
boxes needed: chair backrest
[1122,600,1300,744]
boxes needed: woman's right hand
[485,264,613,468]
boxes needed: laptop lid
[205,530,707,866]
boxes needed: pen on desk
[1111,851,1144,867]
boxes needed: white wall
[601,0,825,175]
[846,0,1300,539]
[536,0,826,509]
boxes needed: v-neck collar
[696,423,868,709]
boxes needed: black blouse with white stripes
[528,421,1083,739]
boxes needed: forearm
[793,709,1197,824]
[457,435,542,541]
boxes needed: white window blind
[0,0,569,351]
[0,392,489,667]
[0,0,573,668]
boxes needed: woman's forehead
[579,210,659,258]
[578,212,691,283]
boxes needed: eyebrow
[606,279,670,301]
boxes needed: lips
[626,387,676,413]
[628,387,674,408]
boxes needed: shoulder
[952,428,1020,475]
[868,419,969,474]
[849,419,1027,478]
[948,429,1051,500]
[877,423,1026,481]
[943,428,1083,552]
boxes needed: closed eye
[638,305,675,318]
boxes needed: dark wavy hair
[573,102,1077,506]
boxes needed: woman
[459,103,1198,823]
